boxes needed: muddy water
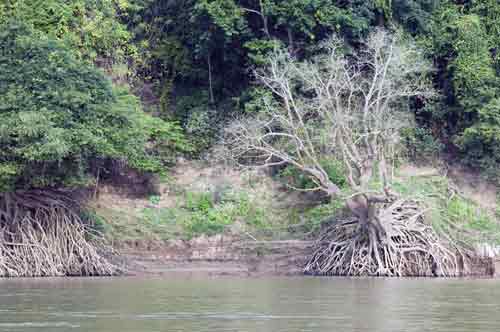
[1,277,500,332]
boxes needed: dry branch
[222,30,474,277]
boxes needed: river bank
[117,236,313,277]
[115,236,500,278]
[91,161,500,278]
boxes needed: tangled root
[0,190,117,277]
[305,199,471,277]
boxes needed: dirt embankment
[101,161,500,278]
[115,236,500,278]
[117,236,314,277]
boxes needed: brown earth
[99,161,500,278]
[398,163,498,210]
[112,235,500,278]
[116,236,314,277]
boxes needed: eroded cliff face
[115,234,500,278]
[117,235,313,277]
[96,161,500,278]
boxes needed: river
[0,277,499,331]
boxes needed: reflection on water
[1,277,500,332]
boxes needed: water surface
[0,277,499,332]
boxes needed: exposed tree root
[305,199,472,277]
[0,190,117,277]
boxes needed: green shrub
[393,175,500,245]
[302,198,345,233]
[170,93,221,154]
[279,157,347,190]
[184,191,214,212]
[0,0,135,63]
[401,126,443,162]
[446,197,500,243]
[179,190,266,238]
[0,22,187,192]
[182,206,233,238]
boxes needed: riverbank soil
[95,160,500,278]
[118,236,313,277]
[116,236,500,278]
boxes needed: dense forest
[0,0,500,277]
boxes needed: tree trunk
[287,28,294,54]
[345,194,387,241]
[259,0,270,38]
[207,53,215,104]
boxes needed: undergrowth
[298,171,500,246]
[97,189,271,242]
[96,166,500,248]
[392,174,500,246]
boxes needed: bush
[0,22,187,192]
[392,174,500,245]
[302,198,345,233]
[278,157,347,190]
[401,126,443,162]
[0,0,135,64]
[181,190,266,238]
[171,92,221,154]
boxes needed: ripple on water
[0,322,80,328]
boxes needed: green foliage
[185,109,219,153]
[392,0,439,34]
[421,1,500,176]
[302,198,345,233]
[136,189,266,239]
[0,22,186,191]
[148,195,161,205]
[244,39,283,66]
[450,14,495,100]
[173,92,221,154]
[0,0,135,64]
[0,162,19,192]
[393,174,500,245]
[279,158,347,190]
[195,0,247,37]
[181,190,266,238]
[447,197,499,236]
[401,126,443,162]
[470,0,500,67]
[79,209,110,236]
[239,87,278,114]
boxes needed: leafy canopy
[0,0,136,64]
[0,22,187,192]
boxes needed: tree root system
[304,199,472,277]
[0,190,117,277]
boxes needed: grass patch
[95,206,181,243]
[96,188,272,242]
[392,174,500,246]
[295,171,500,246]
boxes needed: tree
[0,22,187,276]
[0,0,135,66]
[392,0,439,34]
[424,1,500,177]
[225,30,460,276]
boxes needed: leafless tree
[225,30,465,276]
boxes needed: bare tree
[225,30,464,276]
